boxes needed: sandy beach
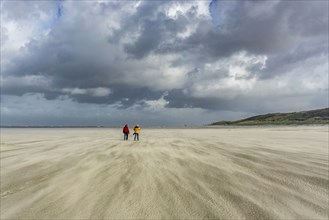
[1,126,328,219]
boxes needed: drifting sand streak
[1,127,328,219]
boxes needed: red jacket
[123,126,129,133]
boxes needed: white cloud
[144,92,169,110]
[250,52,328,97]
[90,87,112,97]
[187,52,267,99]
[62,88,87,95]
[62,87,111,97]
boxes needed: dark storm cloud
[120,2,190,59]
[1,0,328,116]
[164,89,257,111]
[124,19,164,59]
[107,1,167,44]
[261,44,328,79]
[1,75,51,96]
[157,1,328,64]
[164,89,224,110]
[124,13,190,59]
[165,88,328,115]
[2,1,192,107]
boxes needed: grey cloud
[68,87,163,108]
[2,1,191,107]
[1,26,9,46]
[124,19,163,59]
[1,0,328,122]
[123,13,189,58]
[262,44,328,79]
[156,1,328,69]
[1,75,52,96]
[1,1,56,21]
[165,89,328,114]
[107,1,165,44]
[164,89,254,112]
[210,9,292,54]
[113,2,197,59]
[284,1,328,37]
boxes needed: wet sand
[1,126,328,219]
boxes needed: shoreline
[1,124,328,130]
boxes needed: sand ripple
[1,127,328,219]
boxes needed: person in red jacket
[123,124,130,140]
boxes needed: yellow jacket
[134,126,140,134]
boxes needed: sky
[1,0,328,126]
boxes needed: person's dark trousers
[124,133,129,140]
[134,133,139,141]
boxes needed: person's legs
[137,133,139,141]
[124,133,128,140]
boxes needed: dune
[1,126,328,219]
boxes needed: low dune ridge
[1,126,328,219]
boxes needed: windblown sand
[1,127,328,219]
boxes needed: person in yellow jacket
[133,124,140,141]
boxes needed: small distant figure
[123,124,130,140]
[133,124,140,141]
